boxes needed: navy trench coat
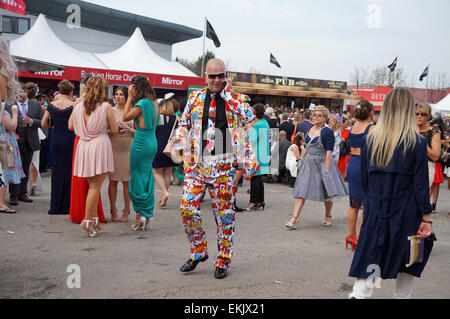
[349,136,436,279]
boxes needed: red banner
[356,86,392,111]
[18,66,205,90]
[1,0,27,15]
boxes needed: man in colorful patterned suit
[173,58,258,279]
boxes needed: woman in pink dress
[69,77,118,237]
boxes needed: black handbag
[339,139,350,157]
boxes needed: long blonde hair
[0,36,19,104]
[366,87,419,168]
[83,77,108,115]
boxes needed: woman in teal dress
[123,75,159,231]
[246,103,270,211]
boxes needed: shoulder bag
[163,116,183,164]
[0,102,15,168]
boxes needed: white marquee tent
[432,93,450,116]
[94,28,196,77]
[10,14,106,69]
[10,14,197,77]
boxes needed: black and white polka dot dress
[293,135,348,202]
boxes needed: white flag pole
[200,17,207,76]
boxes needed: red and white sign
[356,86,392,111]
[19,66,205,90]
[1,0,27,15]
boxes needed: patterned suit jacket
[176,86,260,179]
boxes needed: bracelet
[422,220,432,225]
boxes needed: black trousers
[39,140,47,172]
[250,175,265,204]
[9,143,34,198]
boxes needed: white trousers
[428,161,435,188]
[349,273,414,299]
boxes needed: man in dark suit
[6,84,44,205]
[279,113,294,140]
[277,130,292,183]
[297,109,314,137]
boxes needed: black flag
[206,19,221,48]
[419,66,429,81]
[388,57,397,72]
[270,53,281,68]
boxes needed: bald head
[205,58,227,93]
[206,58,226,73]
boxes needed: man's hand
[22,116,33,125]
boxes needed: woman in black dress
[153,94,178,207]
[41,80,76,215]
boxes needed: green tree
[178,50,216,77]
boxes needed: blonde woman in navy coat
[348,87,435,299]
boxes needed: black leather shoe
[18,195,33,203]
[9,198,18,206]
[179,255,208,272]
[214,267,227,279]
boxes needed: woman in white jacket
[286,132,306,178]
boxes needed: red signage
[356,86,392,111]
[18,66,205,90]
[1,0,27,15]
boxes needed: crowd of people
[1,34,449,295]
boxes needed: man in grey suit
[6,84,44,205]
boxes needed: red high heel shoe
[345,235,354,250]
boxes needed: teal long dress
[129,99,159,218]
[249,119,270,176]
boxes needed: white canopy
[10,14,106,69]
[433,93,450,115]
[94,27,197,77]
[11,14,197,78]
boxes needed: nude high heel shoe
[285,217,299,229]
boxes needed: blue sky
[85,0,450,87]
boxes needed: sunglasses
[206,73,227,80]
[416,112,428,117]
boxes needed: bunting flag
[270,53,281,68]
[419,66,429,82]
[206,19,221,48]
[387,57,397,72]
[1,0,27,15]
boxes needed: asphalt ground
[1,173,449,299]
